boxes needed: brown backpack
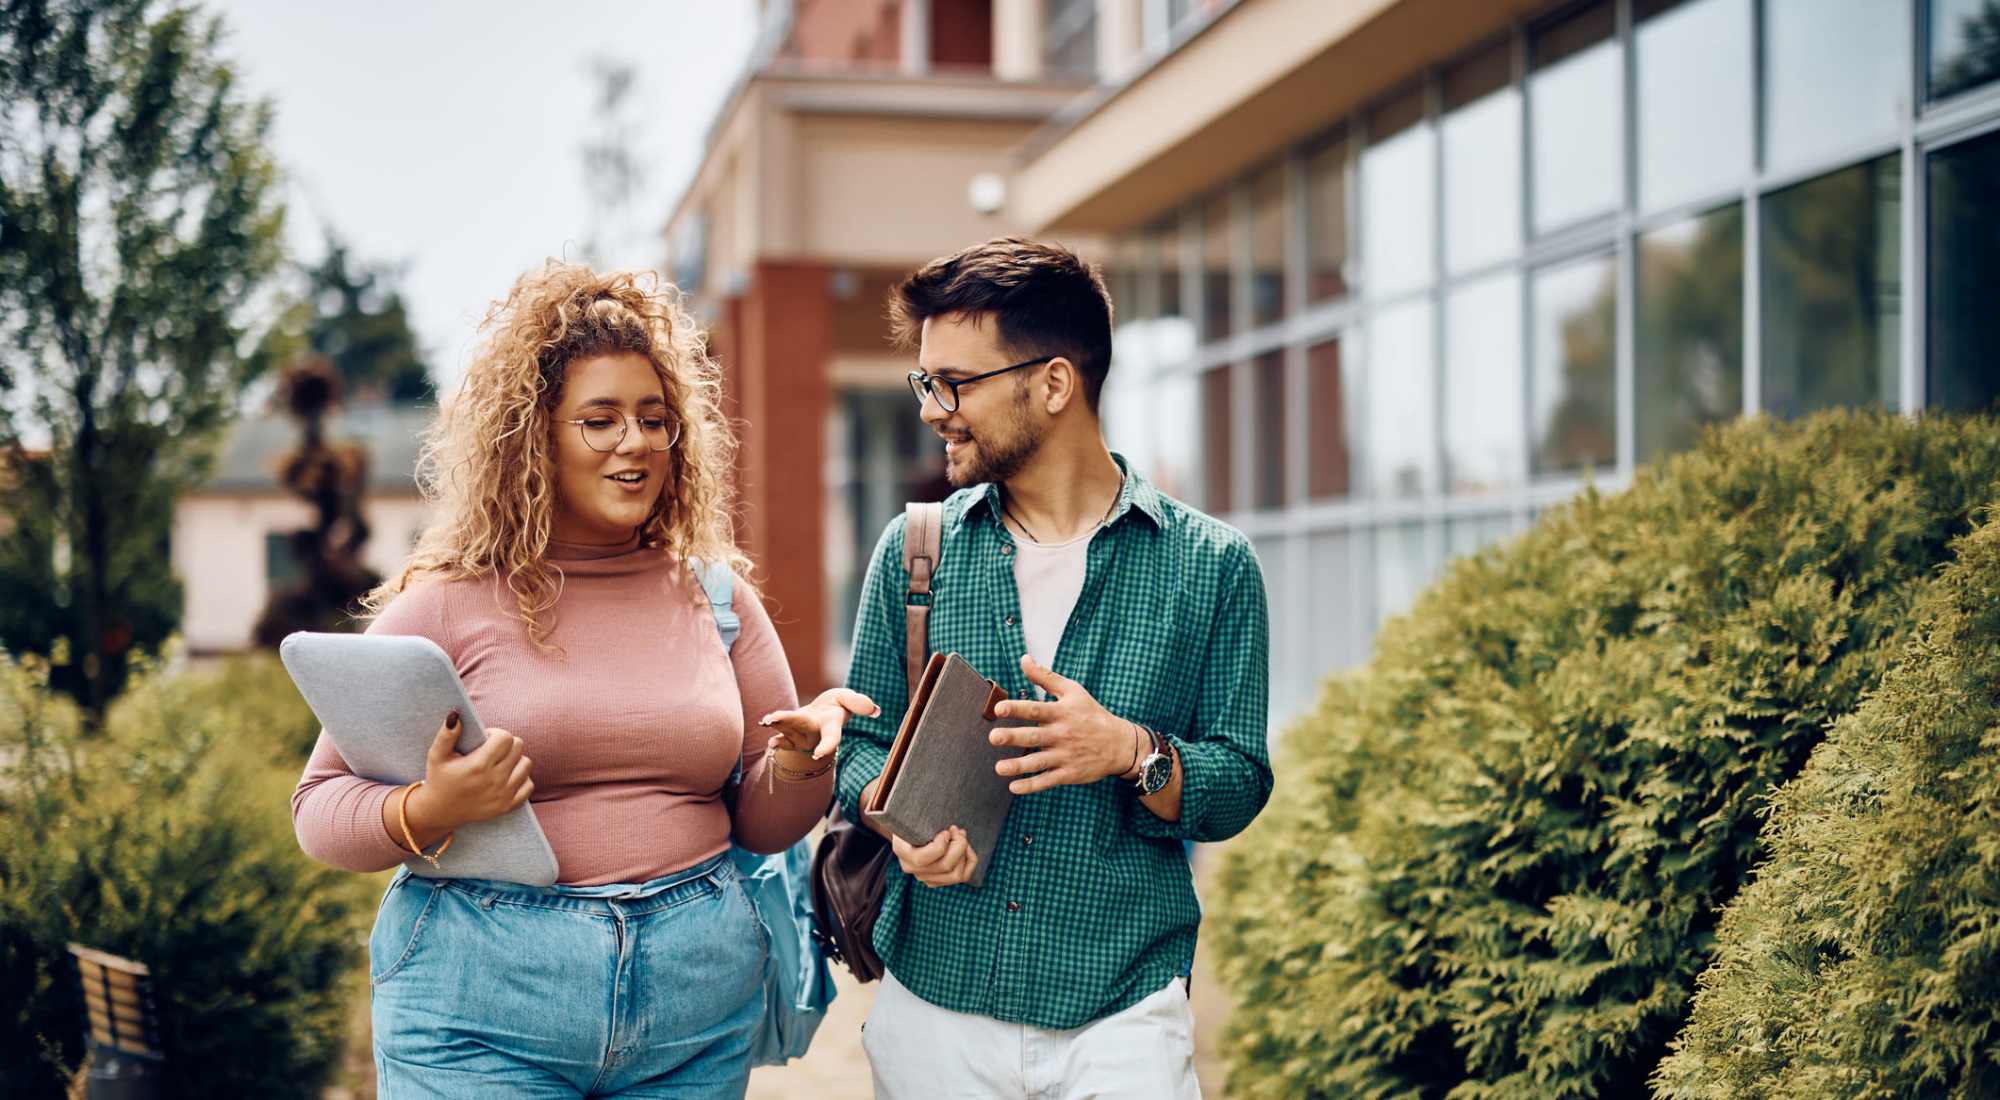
[809,501,942,982]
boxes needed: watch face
[1139,752,1171,795]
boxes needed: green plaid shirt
[835,455,1273,1029]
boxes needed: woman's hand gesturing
[758,688,880,761]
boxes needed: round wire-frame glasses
[559,413,682,453]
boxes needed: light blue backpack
[694,561,838,1068]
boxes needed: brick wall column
[734,261,832,696]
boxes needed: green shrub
[1212,411,2000,1099]
[174,652,324,760]
[1652,507,2000,1099]
[0,648,372,1098]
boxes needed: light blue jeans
[369,853,768,1098]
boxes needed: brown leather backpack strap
[902,502,943,697]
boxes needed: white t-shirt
[1012,526,1093,680]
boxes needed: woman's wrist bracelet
[767,750,835,792]
[396,781,454,868]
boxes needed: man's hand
[987,654,1145,795]
[891,826,978,888]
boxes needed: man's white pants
[862,969,1203,1100]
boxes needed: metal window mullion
[1427,69,1447,504]
[1285,149,1310,511]
[1425,68,1448,576]
[1617,0,1639,476]
[1513,19,1535,506]
[1349,111,1371,499]
[1741,0,1764,416]
[1903,123,1925,414]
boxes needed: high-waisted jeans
[369,852,767,1099]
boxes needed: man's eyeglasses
[560,413,682,453]
[906,356,1054,413]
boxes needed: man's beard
[945,391,1043,487]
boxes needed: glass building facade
[1098,0,2000,720]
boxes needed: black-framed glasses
[559,413,682,453]
[906,356,1053,413]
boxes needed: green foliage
[1653,507,2000,1099]
[0,649,372,1098]
[0,0,287,715]
[258,233,433,403]
[1212,411,2000,1100]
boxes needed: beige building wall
[795,114,1043,264]
[172,495,431,653]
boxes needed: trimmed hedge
[0,650,371,1098]
[1212,412,2000,1099]
[1653,507,2000,1099]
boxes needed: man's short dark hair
[888,237,1115,412]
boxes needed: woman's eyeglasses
[560,413,682,453]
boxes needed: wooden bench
[68,944,161,1098]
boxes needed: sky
[212,1,761,394]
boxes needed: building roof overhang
[1008,0,1548,234]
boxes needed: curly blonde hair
[364,262,747,645]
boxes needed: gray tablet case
[278,631,560,886]
[863,651,1023,888]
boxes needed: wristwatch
[1133,724,1172,796]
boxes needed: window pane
[1373,522,1438,628]
[1156,222,1190,354]
[1637,0,1752,213]
[1307,335,1355,500]
[1043,0,1098,79]
[1447,513,1518,560]
[1201,192,1234,342]
[1248,163,1289,328]
[1361,90,1436,298]
[1367,299,1437,497]
[1201,364,1235,512]
[1252,351,1289,510]
[1761,156,1901,419]
[1530,3,1621,233]
[1531,254,1619,475]
[1928,130,2000,412]
[1637,202,1745,463]
[1765,0,1909,171]
[1306,134,1351,303]
[1444,272,1525,494]
[1308,529,1364,671]
[1930,0,2000,101]
[1443,46,1522,273]
[1151,370,1203,501]
[1109,235,1152,323]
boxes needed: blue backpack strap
[693,559,740,653]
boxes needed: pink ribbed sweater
[289,536,829,885]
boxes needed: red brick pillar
[734,261,831,696]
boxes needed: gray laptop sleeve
[279,631,560,885]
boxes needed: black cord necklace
[1003,476,1123,546]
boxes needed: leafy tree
[0,0,286,716]
[259,233,431,403]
